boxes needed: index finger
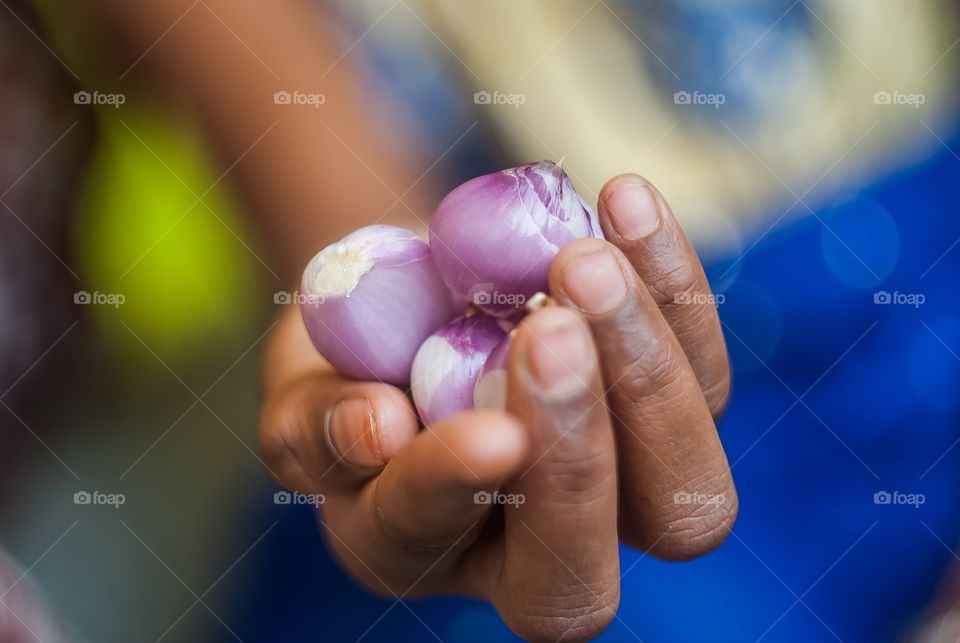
[258,305,419,494]
[259,371,419,494]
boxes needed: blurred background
[1,0,959,641]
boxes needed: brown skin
[259,176,738,642]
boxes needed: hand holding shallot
[261,171,737,642]
[299,160,600,424]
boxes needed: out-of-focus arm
[82,0,430,281]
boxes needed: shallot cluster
[299,160,601,425]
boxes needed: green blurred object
[73,108,262,361]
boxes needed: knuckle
[539,434,612,485]
[646,261,700,308]
[646,264,719,338]
[612,341,688,403]
[258,393,323,490]
[527,419,617,511]
[505,585,619,643]
[261,399,307,463]
[374,517,466,558]
[369,480,475,557]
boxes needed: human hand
[258,174,736,642]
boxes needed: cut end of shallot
[525,292,556,312]
[306,240,375,299]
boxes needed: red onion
[429,160,602,317]
[300,225,456,386]
[411,314,506,425]
[473,332,512,411]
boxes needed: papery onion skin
[429,160,602,317]
[411,314,506,425]
[300,225,456,386]
[473,332,512,411]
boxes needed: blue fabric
[231,135,960,642]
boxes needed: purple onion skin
[300,225,456,386]
[429,161,602,317]
[411,314,506,425]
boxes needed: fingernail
[562,251,628,314]
[527,320,590,395]
[325,398,381,467]
[602,181,660,240]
